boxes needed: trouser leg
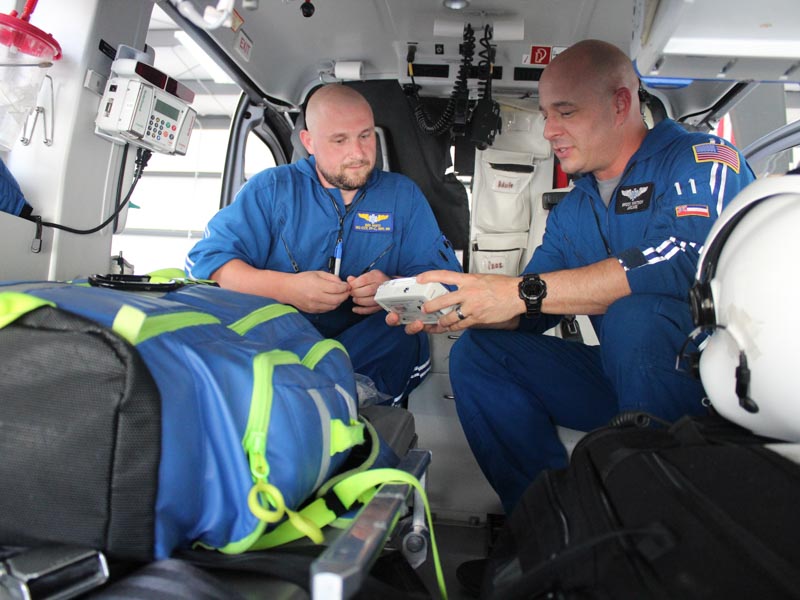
[336,311,430,404]
[600,295,707,421]
[449,329,617,513]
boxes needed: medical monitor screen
[155,98,180,121]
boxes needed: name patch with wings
[615,183,653,214]
[353,212,394,232]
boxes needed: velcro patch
[615,183,653,214]
[692,142,740,173]
[353,212,393,233]
[675,204,710,218]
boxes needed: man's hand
[384,270,524,333]
[284,271,351,313]
[385,310,451,334]
[347,270,390,315]
[417,271,524,331]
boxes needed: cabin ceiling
[152,0,800,126]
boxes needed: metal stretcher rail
[310,448,432,600]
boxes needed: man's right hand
[211,261,350,313]
[285,271,351,313]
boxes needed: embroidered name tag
[675,204,710,218]
[615,183,653,214]
[354,212,393,232]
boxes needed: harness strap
[0,292,54,329]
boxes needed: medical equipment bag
[482,415,800,599]
[0,281,364,561]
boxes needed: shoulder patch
[692,142,740,173]
[353,212,393,233]
[675,204,710,218]
[615,183,653,214]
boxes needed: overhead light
[174,30,234,84]
[443,0,469,9]
[663,37,800,59]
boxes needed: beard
[317,160,373,191]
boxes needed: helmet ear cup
[689,280,716,329]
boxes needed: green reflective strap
[249,497,336,550]
[147,267,187,280]
[251,467,448,599]
[302,338,348,368]
[329,419,365,456]
[333,469,448,600]
[111,305,220,345]
[229,304,298,336]
[0,292,55,329]
[147,268,218,286]
[317,417,380,497]
[250,418,380,551]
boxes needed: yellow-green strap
[302,338,349,368]
[228,304,298,336]
[253,468,447,600]
[147,268,218,286]
[111,304,220,345]
[338,469,447,600]
[318,417,380,496]
[0,292,55,329]
[146,268,187,280]
[329,419,365,456]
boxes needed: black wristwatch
[518,273,547,318]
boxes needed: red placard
[529,46,552,66]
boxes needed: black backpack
[483,415,800,600]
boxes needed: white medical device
[95,59,196,155]
[375,277,455,324]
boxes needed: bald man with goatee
[188,85,460,404]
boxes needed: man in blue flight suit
[392,39,756,515]
[187,84,460,404]
[0,158,33,218]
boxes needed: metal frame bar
[310,448,432,600]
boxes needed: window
[110,6,277,274]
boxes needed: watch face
[521,277,545,299]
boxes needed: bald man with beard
[188,84,460,404]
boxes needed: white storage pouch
[472,149,536,233]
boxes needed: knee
[449,329,504,375]
[602,295,664,348]
[600,294,694,369]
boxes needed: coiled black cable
[608,411,673,429]
[36,147,152,235]
[411,23,475,136]
[477,24,493,101]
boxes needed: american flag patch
[675,204,710,218]
[692,142,740,173]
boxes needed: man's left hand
[347,270,390,315]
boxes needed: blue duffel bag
[0,280,366,561]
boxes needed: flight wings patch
[353,212,393,232]
[615,183,653,214]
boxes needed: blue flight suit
[450,119,756,512]
[0,158,32,217]
[187,156,461,402]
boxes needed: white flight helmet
[689,175,800,441]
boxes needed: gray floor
[415,518,490,600]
